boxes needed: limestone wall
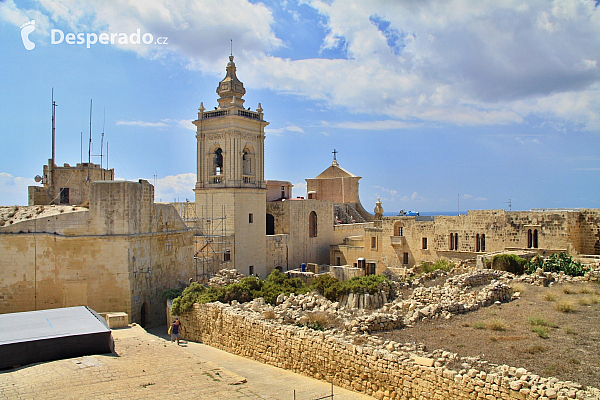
[0,180,194,328]
[337,209,600,271]
[174,302,598,400]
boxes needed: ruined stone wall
[175,302,596,400]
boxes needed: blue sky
[1,0,599,213]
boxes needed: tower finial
[230,39,233,56]
[332,149,338,166]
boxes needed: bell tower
[193,56,268,277]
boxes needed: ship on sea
[397,209,419,216]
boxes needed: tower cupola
[216,55,246,109]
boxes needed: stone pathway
[0,324,372,400]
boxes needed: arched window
[243,148,251,175]
[533,229,538,248]
[527,229,533,248]
[266,213,275,235]
[481,234,486,252]
[476,234,481,252]
[309,211,317,238]
[449,233,455,250]
[214,148,223,175]
[454,232,459,251]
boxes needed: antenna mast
[88,100,92,181]
[50,88,57,185]
[100,107,105,179]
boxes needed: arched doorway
[140,302,148,328]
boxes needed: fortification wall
[174,302,598,400]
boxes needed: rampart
[173,301,599,400]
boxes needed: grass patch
[487,319,506,331]
[564,327,578,335]
[531,326,549,339]
[543,292,557,302]
[526,345,546,354]
[472,322,486,329]
[511,283,526,293]
[569,358,581,365]
[528,316,558,328]
[555,300,576,313]
[489,336,498,342]
[563,285,576,294]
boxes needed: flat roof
[0,306,110,346]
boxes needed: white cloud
[116,119,168,128]
[265,125,305,136]
[116,118,196,131]
[475,197,488,201]
[0,173,35,206]
[463,194,473,199]
[400,192,425,201]
[5,0,600,130]
[150,172,195,202]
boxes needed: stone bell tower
[193,55,268,277]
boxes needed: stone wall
[173,301,599,400]
[335,209,600,272]
[0,180,194,328]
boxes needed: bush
[171,282,217,315]
[418,259,454,274]
[525,253,586,276]
[162,288,183,301]
[492,254,527,274]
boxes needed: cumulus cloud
[266,125,305,136]
[4,0,600,130]
[0,173,35,206]
[150,172,195,202]
[400,192,426,201]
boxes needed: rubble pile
[208,269,245,287]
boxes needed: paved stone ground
[0,325,372,400]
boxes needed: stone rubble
[172,267,600,400]
[208,268,245,287]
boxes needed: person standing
[171,317,182,345]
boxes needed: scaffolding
[176,200,234,283]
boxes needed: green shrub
[418,259,455,274]
[492,254,527,274]
[162,288,183,301]
[525,253,585,276]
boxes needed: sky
[1,0,599,213]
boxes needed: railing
[202,110,230,119]
[201,109,262,120]
[390,236,405,246]
[243,175,253,183]
[209,176,222,184]
[237,109,260,120]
